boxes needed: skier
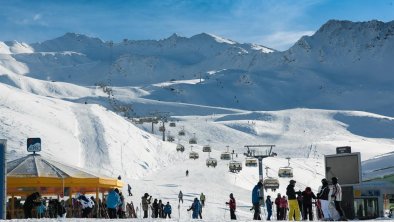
[186,170,189,176]
[23,192,41,218]
[225,193,237,220]
[301,187,317,220]
[200,192,206,207]
[317,178,331,220]
[280,195,288,220]
[118,193,126,218]
[275,193,282,220]
[106,188,121,219]
[128,184,132,196]
[76,193,95,218]
[187,197,201,219]
[164,202,172,218]
[286,179,302,221]
[331,177,346,220]
[55,199,66,218]
[252,181,263,220]
[36,200,46,218]
[158,199,164,218]
[178,190,184,203]
[152,199,159,218]
[141,193,152,218]
[266,195,273,220]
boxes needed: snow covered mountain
[1,20,393,220]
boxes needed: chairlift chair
[167,135,175,142]
[189,133,197,144]
[220,152,231,160]
[159,126,165,132]
[245,158,258,167]
[189,151,199,160]
[206,158,217,167]
[229,161,242,172]
[278,157,293,178]
[169,122,176,127]
[263,177,280,191]
[178,126,185,136]
[278,167,293,178]
[202,145,211,152]
[176,144,185,152]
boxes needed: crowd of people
[5,176,353,220]
[252,177,347,221]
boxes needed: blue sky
[1,0,394,50]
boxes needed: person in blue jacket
[252,181,263,220]
[187,198,201,219]
[164,201,172,218]
[106,188,121,219]
[266,195,273,220]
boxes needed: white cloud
[33,14,41,21]
[260,30,315,51]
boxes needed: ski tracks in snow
[72,105,111,173]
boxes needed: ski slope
[1,20,394,221]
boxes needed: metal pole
[162,121,165,141]
[258,157,265,207]
[0,140,6,220]
[151,122,154,134]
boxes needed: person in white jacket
[331,177,346,220]
[76,193,94,218]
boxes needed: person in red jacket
[275,193,283,220]
[226,193,237,220]
[280,196,288,220]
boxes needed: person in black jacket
[23,192,41,218]
[286,180,302,221]
[317,178,331,220]
[301,187,317,220]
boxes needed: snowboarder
[164,202,172,218]
[187,197,201,219]
[128,184,132,196]
[141,193,152,218]
[266,195,273,220]
[331,177,346,220]
[252,181,263,220]
[23,192,41,218]
[275,193,283,220]
[225,193,237,220]
[286,179,302,221]
[200,192,206,207]
[178,190,184,203]
[302,187,316,220]
[186,170,189,176]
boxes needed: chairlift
[221,145,231,160]
[264,166,280,191]
[189,151,199,160]
[178,126,185,136]
[159,126,165,132]
[176,144,185,152]
[189,133,197,144]
[169,122,176,127]
[206,158,217,167]
[229,160,242,172]
[278,157,293,178]
[202,145,211,152]
[167,135,175,142]
[245,158,258,167]
[220,152,231,160]
[263,177,280,191]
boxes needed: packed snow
[1,20,394,221]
